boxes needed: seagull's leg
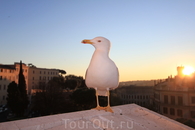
[93,88,104,111]
[95,88,101,108]
[104,88,114,113]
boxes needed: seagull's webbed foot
[104,105,114,113]
[93,105,105,111]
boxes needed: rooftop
[0,65,15,70]
[0,104,193,130]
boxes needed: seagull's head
[82,37,111,51]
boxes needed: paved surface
[0,104,194,130]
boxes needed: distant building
[0,62,65,105]
[154,66,195,121]
[0,63,28,105]
[115,85,154,109]
[28,64,61,94]
[119,79,164,87]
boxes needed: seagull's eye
[98,40,101,42]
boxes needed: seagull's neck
[94,48,109,56]
[89,49,110,67]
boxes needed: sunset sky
[1,0,195,81]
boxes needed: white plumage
[82,36,119,112]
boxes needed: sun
[182,66,195,75]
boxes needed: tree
[110,90,122,106]
[59,69,66,76]
[17,61,29,116]
[71,88,96,110]
[7,61,29,117]
[32,76,73,115]
[64,75,86,90]
[7,81,20,114]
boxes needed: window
[40,76,41,80]
[155,93,160,100]
[171,96,175,105]
[163,107,168,114]
[191,97,195,104]
[33,70,35,74]
[33,77,34,80]
[146,95,149,99]
[177,109,183,117]
[170,108,175,115]
[0,76,2,80]
[0,85,1,90]
[0,69,3,72]
[191,111,195,118]
[178,96,183,105]
[164,95,168,103]
[40,71,42,74]
[4,85,6,90]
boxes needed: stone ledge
[0,104,194,130]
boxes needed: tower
[177,66,184,78]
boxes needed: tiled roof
[0,65,15,70]
[0,104,194,130]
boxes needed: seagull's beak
[81,39,93,44]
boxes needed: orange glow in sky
[1,1,195,82]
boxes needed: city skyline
[1,0,195,81]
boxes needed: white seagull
[81,36,119,113]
